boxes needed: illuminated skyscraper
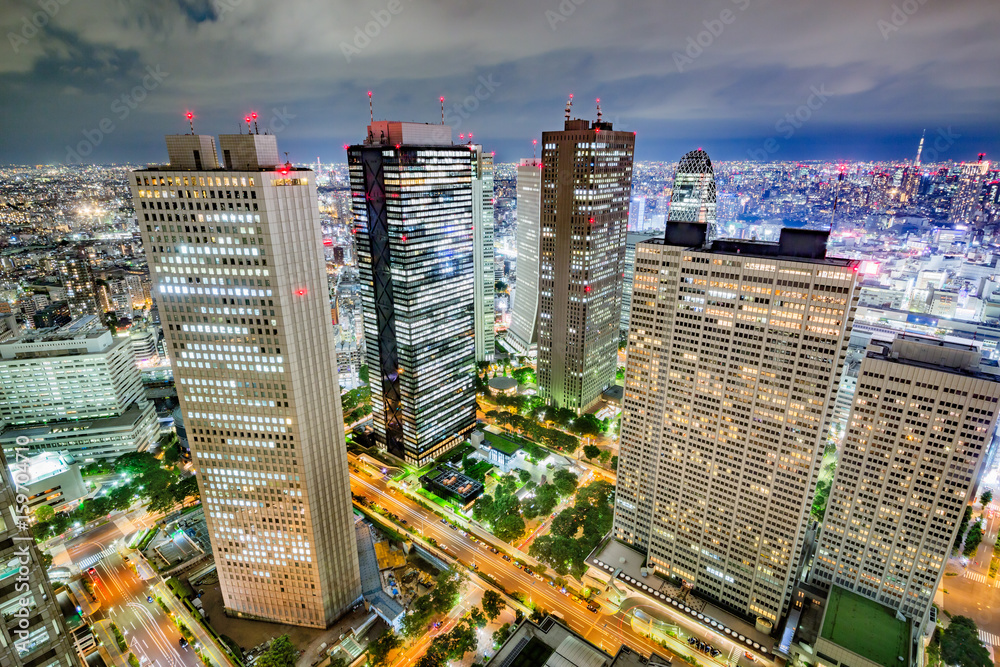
[614,224,860,624]
[507,158,542,354]
[666,149,717,235]
[133,131,361,628]
[349,122,476,465]
[620,232,658,339]
[56,248,99,320]
[950,158,990,223]
[472,144,496,362]
[537,111,634,414]
[812,335,1000,622]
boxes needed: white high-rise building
[614,224,860,624]
[620,232,659,339]
[133,131,361,628]
[472,145,496,362]
[0,316,157,461]
[508,158,542,354]
[812,335,1000,622]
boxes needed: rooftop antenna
[532,139,537,159]
[368,91,374,124]
[251,112,259,135]
[244,115,252,134]
[468,132,473,145]
[565,94,574,121]
[440,96,445,124]
[596,97,602,124]
[186,112,194,134]
[978,152,986,162]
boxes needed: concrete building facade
[613,224,860,624]
[133,131,361,627]
[812,335,1000,622]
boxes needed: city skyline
[2,1,999,164]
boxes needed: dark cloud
[0,0,997,164]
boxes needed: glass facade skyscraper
[349,122,477,466]
[472,144,496,363]
[666,148,717,237]
[537,117,634,414]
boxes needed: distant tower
[914,129,925,167]
[666,149,717,239]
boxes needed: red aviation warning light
[295,288,307,296]
[584,285,592,293]
[322,239,333,246]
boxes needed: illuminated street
[53,511,233,667]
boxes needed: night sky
[1,0,998,165]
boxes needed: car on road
[501,555,512,561]
[440,519,448,525]
[586,604,598,613]
[489,547,499,554]
[401,519,408,525]
[179,639,189,648]
[147,596,153,603]
[87,567,97,575]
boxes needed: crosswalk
[965,570,990,584]
[979,629,1000,647]
[75,546,118,571]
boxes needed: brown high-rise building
[537,112,634,414]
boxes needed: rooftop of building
[488,376,518,391]
[645,224,858,268]
[820,586,910,667]
[866,334,1000,380]
[421,468,484,501]
[7,451,77,484]
[0,401,152,439]
[4,315,105,344]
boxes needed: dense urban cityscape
[2,3,1000,667]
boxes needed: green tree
[109,485,135,512]
[359,365,370,384]
[39,551,53,569]
[493,513,526,543]
[481,590,504,621]
[367,630,402,667]
[492,623,512,647]
[981,490,993,506]
[256,635,297,667]
[599,450,611,466]
[517,469,531,484]
[172,476,200,502]
[430,567,465,614]
[473,495,496,524]
[468,607,487,628]
[402,594,435,638]
[811,477,832,522]
[551,468,579,496]
[34,505,55,523]
[963,520,984,557]
[941,616,992,667]
[582,444,601,461]
[611,455,618,470]
[955,505,973,552]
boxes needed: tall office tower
[349,121,476,465]
[914,130,925,167]
[507,158,543,354]
[666,149,717,236]
[628,196,646,232]
[537,114,634,414]
[472,145,496,362]
[133,131,361,628]
[620,232,658,339]
[867,172,890,210]
[0,316,158,461]
[56,248,99,320]
[950,159,990,223]
[812,335,1000,622]
[614,224,860,624]
[0,461,79,667]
